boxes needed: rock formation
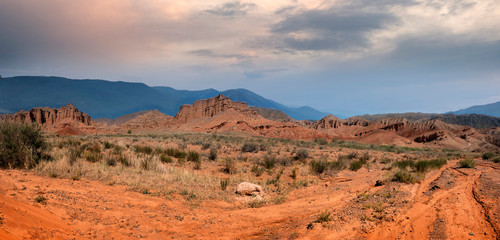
[1,104,95,135]
[173,94,257,124]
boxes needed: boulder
[236,182,263,196]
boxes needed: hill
[453,101,500,117]
[355,112,500,129]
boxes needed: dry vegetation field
[1,123,499,239]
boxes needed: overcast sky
[1,0,499,117]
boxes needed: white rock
[236,182,263,196]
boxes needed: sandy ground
[0,160,498,240]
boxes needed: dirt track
[0,160,498,239]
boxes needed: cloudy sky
[1,0,499,117]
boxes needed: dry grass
[33,133,468,207]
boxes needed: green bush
[482,152,496,160]
[350,161,363,171]
[262,155,276,169]
[165,148,187,159]
[310,159,329,174]
[0,122,48,169]
[295,149,309,161]
[393,160,415,171]
[187,151,200,162]
[241,142,258,153]
[459,159,476,168]
[415,159,447,173]
[392,171,416,184]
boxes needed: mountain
[0,76,177,119]
[0,76,327,120]
[453,101,500,117]
[153,87,328,120]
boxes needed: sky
[0,0,499,117]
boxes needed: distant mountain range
[452,101,500,117]
[0,76,327,120]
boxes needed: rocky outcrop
[1,104,94,135]
[1,104,91,126]
[173,94,257,124]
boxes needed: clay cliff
[312,115,498,151]
[173,94,257,124]
[170,94,327,139]
[1,104,95,135]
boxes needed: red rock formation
[173,94,257,124]
[1,104,94,135]
[3,104,91,126]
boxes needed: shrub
[277,156,292,166]
[251,165,264,177]
[127,130,132,134]
[85,151,102,163]
[105,156,116,166]
[165,148,186,159]
[330,159,346,171]
[140,157,152,170]
[187,151,200,162]
[493,157,500,163]
[159,154,173,163]
[135,145,153,155]
[241,142,258,153]
[482,152,496,160]
[290,167,298,179]
[193,159,202,170]
[68,146,82,166]
[350,161,363,171]
[220,179,229,191]
[34,195,47,204]
[117,154,130,167]
[393,160,415,171]
[262,155,276,169]
[359,152,370,163]
[459,159,476,168]
[315,209,332,223]
[310,159,329,174]
[0,122,48,169]
[347,152,358,159]
[201,142,211,150]
[415,159,447,173]
[223,158,236,174]
[295,149,309,161]
[392,171,416,184]
[103,141,113,149]
[208,147,217,161]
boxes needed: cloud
[188,49,253,60]
[244,68,287,78]
[205,1,257,16]
[269,3,399,51]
